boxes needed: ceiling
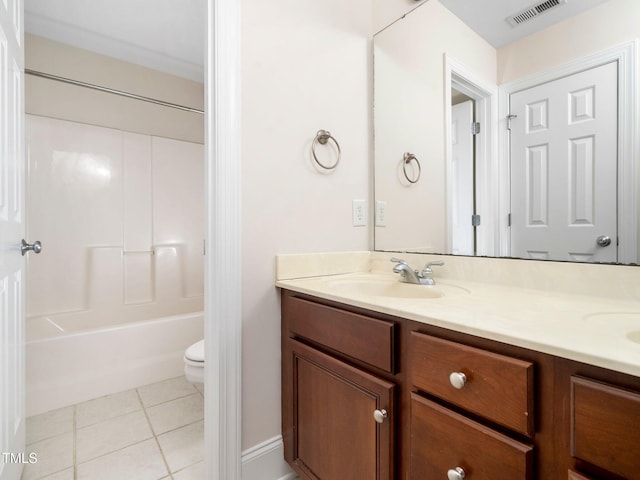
[24,0,206,82]
[439,0,610,47]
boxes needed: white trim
[241,435,297,480]
[205,0,242,479]
[498,41,637,262]
[444,54,499,257]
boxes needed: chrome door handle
[596,235,612,247]
[21,239,42,256]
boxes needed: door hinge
[507,114,517,130]
[471,122,480,135]
[507,213,511,226]
[471,214,481,227]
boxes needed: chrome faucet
[391,257,444,286]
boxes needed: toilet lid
[185,340,205,362]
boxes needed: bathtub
[26,310,204,416]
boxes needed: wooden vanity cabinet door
[410,394,533,480]
[571,376,640,479]
[288,339,395,480]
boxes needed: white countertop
[277,271,640,378]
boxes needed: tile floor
[21,376,204,480]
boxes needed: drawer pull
[373,409,388,424]
[449,372,467,389]
[447,467,466,480]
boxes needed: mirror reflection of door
[509,61,618,262]
[451,95,475,255]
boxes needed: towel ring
[402,152,421,184]
[312,130,341,170]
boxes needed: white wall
[241,0,372,451]
[374,0,496,252]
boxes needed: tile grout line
[135,388,173,479]
[26,377,202,480]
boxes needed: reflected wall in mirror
[373,0,640,265]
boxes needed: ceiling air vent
[506,0,568,27]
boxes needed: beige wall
[497,0,640,83]
[242,0,372,449]
[374,0,496,252]
[25,34,204,144]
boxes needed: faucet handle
[390,257,407,265]
[423,261,444,274]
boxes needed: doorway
[509,61,618,262]
[445,56,498,257]
[0,1,243,479]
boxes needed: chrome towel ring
[402,152,421,184]
[312,130,341,170]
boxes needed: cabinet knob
[449,372,467,389]
[373,409,388,424]
[447,467,465,480]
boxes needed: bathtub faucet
[391,257,444,286]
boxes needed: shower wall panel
[25,114,204,321]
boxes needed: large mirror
[373,0,640,265]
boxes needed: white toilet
[184,339,205,384]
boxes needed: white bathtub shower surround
[26,114,204,320]
[26,311,204,416]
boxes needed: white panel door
[0,0,25,479]
[451,100,474,255]
[510,62,618,262]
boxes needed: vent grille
[506,0,567,27]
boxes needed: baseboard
[241,435,297,480]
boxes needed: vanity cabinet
[281,292,398,479]
[280,289,640,480]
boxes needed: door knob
[596,235,612,247]
[21,239,42,256]
[373,409,388,424]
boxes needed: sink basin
[627,331,640,344]
[325,276,469,299]
[583,312,640,344]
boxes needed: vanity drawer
[410,332,534,436]
[410,394,533,480]
[571,376,640,479]
[285,295,395,373]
